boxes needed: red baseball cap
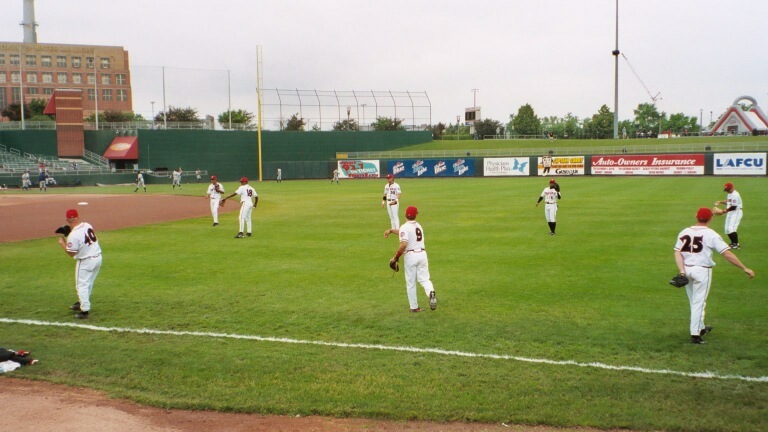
[386,174,394,180]
[723,182,733,191]
[405,206,418,218]
[66,209,79,219]
[696,207,713,222]
[210,175,217,181]
[549,178,555,183]
[240,177,248,183]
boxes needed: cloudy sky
[2,0,766,129]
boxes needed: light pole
[361,104,366,130]
[457,115,461,141]
[346,106,351,121]
[150,101,155,129]
[471,89,479,107]
[612,0,620,139]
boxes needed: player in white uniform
[714,182,743,249]
[673,207,754,344]
[21,170,31,190]
[536,179,561,235]
[205,175,224,226]
[221,177,258,238]
[195,169,202,183]
[57,209,103,319]
[331,169,339,184]
[384,206,437,312]
[172,168,182,190]
[382,174,401,230]
[276,167,282,183]
[134,172,146,192]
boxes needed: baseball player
[331,168,339,184]
[673,207,754,344]
[276,167,282,183]
[205,175,225,226]
[195,169,202,183]
[221,177,258,238]
[536,179,561,235]
[37,169,47,192]
[172,168,182,190]
[21,170,31,190]
[384,206,437,312]
[714,182,743,249]
[57,209,102,319]
[134,172,146,193]
[382,174,401,230]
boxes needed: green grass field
[1,175,767,431]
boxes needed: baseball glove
[55,224,72,237]
[389,257,399,272]
[712,206,725,216]
[669,273,690,288]
[219,199,226,207]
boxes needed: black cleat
[234,232,244,238]
[246,233,252,237]
[690,335,706,344]
[69,302,81,311]
[212,223,218,226]
[700,326,713,336]
[74,311,89,319]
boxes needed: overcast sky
[2,0,767,129]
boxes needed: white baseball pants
[239,202,254,233]
[684,265,712,337]
[75,255,102,312]
[403,250,434,310]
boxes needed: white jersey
[399,220,426,251]
[66,222,102,260]
[235,184,257,206]
[136,173,144,183]
[384,182,401,202]
[207,182,224,199]
[726,190,742,211]
[540,187,559,204]
[674,225,730,268]
[172,171,181,181]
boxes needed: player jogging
[536,179,561,235]
[221,177,258,238]
[382,174,401,230]
[134,172,146,192]
[205,176,225,226]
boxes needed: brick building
[0,41,132,118]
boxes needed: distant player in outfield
[276,167,282,183]
[195,169,202,183]
[714,182,743,249]
[673,207,754,344]
[536,179,561,235]
[172,168,182,190]
[382,174,401,230]
[384,206,437,313]
[221,177,258,238]
[134,172,146,193]
[205,176,224,226]
[331,168,339,184]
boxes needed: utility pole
[470,89,479,107]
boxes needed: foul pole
[256,46,264,182]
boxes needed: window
[27,87,39,95]
[0,88,6,110]
[57,73,67,84]
[0,54,4,65]
[87,73,95,84]
[117,89,128,101]
[12,87,21,103]
[116,74,126,85]
[57,56,67,68]
[27,72,38,83]
[43,87,54,95]
[11,71,20,83]
[10,54,20,65]
[72,73,82,84]
[72,56,81,68]
[86,57,94,68]
[88,89,96,100]
[41,55,52,67]
[26,55,36,67]
[100,58,111,69]
[42,72,53,84]
[101,74,111,85]
[102,89,112,101]
[0,73,6,83]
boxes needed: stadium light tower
[612,0,620,139]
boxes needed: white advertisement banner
[591,154,705,175]
[484,157,530,176]
[713,153,766,175]
[337,160,381,178]
[537,156,586,176]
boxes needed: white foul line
[2,318,767,383]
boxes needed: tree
[562,113,581,139]
[473,118,502,139]
[633,102,660,135]
[584,105,614,139]
[430,122,446,139]
[29,98,48,117]
[332,118,359,131]
[282,113,306,131]
[155,105,200,122]
[370,116,406,131]
[218,109,255,129]
[1,103,31,121]
[663,113,700,134]
[511,104,541,136]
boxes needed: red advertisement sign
[591,154,705,175]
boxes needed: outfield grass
[1,176,767,431]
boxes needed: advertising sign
[388,159,475,178]
[337,160,380,178]
[713,153,766,175]
[484,157,530,176]
[591,154,704,175]
[537,156,585,176]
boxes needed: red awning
[43,94,57,115]
[103,136,139,160]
